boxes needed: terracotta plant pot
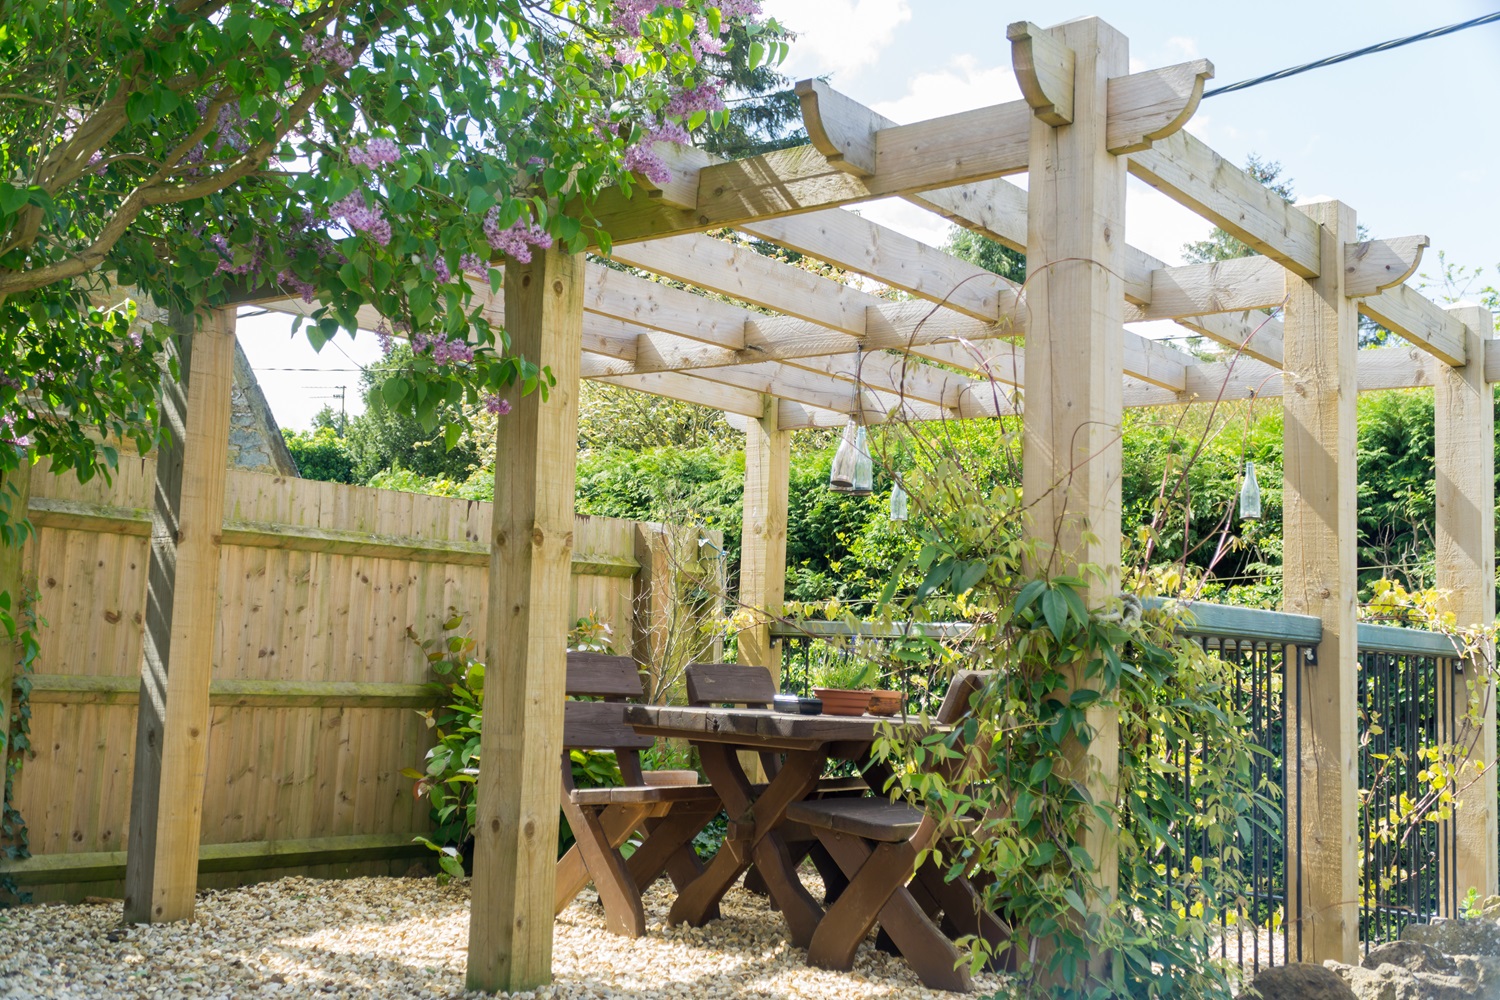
[813,688,903,717]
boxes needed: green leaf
[382,378,409,407]
[0,184,27,216]
[1042,588,1068,641]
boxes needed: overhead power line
[1203,10,1500,98]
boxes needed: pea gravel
[0,873,1010,999]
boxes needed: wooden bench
[554,652,721,937]
[781,669,1009,992]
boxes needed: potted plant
[811,655,903,716]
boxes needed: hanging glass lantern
[850,425,873,495]
[829,419,858,492]
[889,480,908,521]
[1239,460,1261,521]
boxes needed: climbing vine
[1,579,41,906]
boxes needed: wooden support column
[1436,305,1497,905]
[738,394,790,684]
[0,455,32,763]
[122,306,235,924]
[468,247,585,993]
[1015,17,1127,978]
[1282,199,1359,964]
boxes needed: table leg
[669,744,825,946]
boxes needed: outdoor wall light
[1239,460,1261,521]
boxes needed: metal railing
[770,601,1468,970]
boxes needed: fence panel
[4,463,657,901]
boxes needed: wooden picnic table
[620,705,916,948]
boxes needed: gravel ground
[0,872,1010,1000]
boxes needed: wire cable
[1203,10,1500,99]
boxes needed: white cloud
[871,54,1020,123]
[760,0,911,80]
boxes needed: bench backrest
[562,652,651,753]
[936,669,992,726]
[684,662,776,707]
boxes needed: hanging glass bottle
[889,480,908,521]
[828,419,858,492]
[850,426,873,495]
[1239,460,1261,521]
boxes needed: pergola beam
[1127,130,1322,277]
[909,174,1289,366]
[587,53,1220,248]
[1357,283,1468,366]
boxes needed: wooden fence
[3,458,696,901]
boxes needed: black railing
[770,603,1468,972]
[1355,625,1463,950]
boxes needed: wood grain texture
[1008,21,1076,125]
[1104,59,1213,154]
[1435,305,1497,903]
[123,306,236,924]
[1280,199,1359,965]
[1358,282,1468,366]
[1343,236,1427,297]
[1017,19,1126,982]
[737,397,789,683]
[468,248,585,992]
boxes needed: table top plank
[622,704,924,750]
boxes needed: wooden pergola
[76,13,1496,993]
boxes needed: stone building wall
[228,338,299,477]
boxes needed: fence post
[1281,199,1360,964]
[122,305,236,923]
[1013,16,1127,983]
[632,522,671,678]
[738,394,788,684]
[468,247,585,993]
[0,456,32,768]
[1436,304,1497,908]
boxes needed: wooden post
[1282,199,1359,964]
[122,306,235,924]
[467,247,584,993]
[1016,17,1127,980]
[633,523,672,673]
[738,395,789,685]
[0,455,32,763]
[1436,304,1497,906]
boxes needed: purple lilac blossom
[375,321,395,356]
[412,332,474,366]
[302,34,355,69]
[349,138,400,167]
[665,81,725,117]
[277,270,317,303]
[482,210,552,263]
[484,395,511,415]
[329,193,391,246]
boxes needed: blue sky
[242,0,1500,431]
